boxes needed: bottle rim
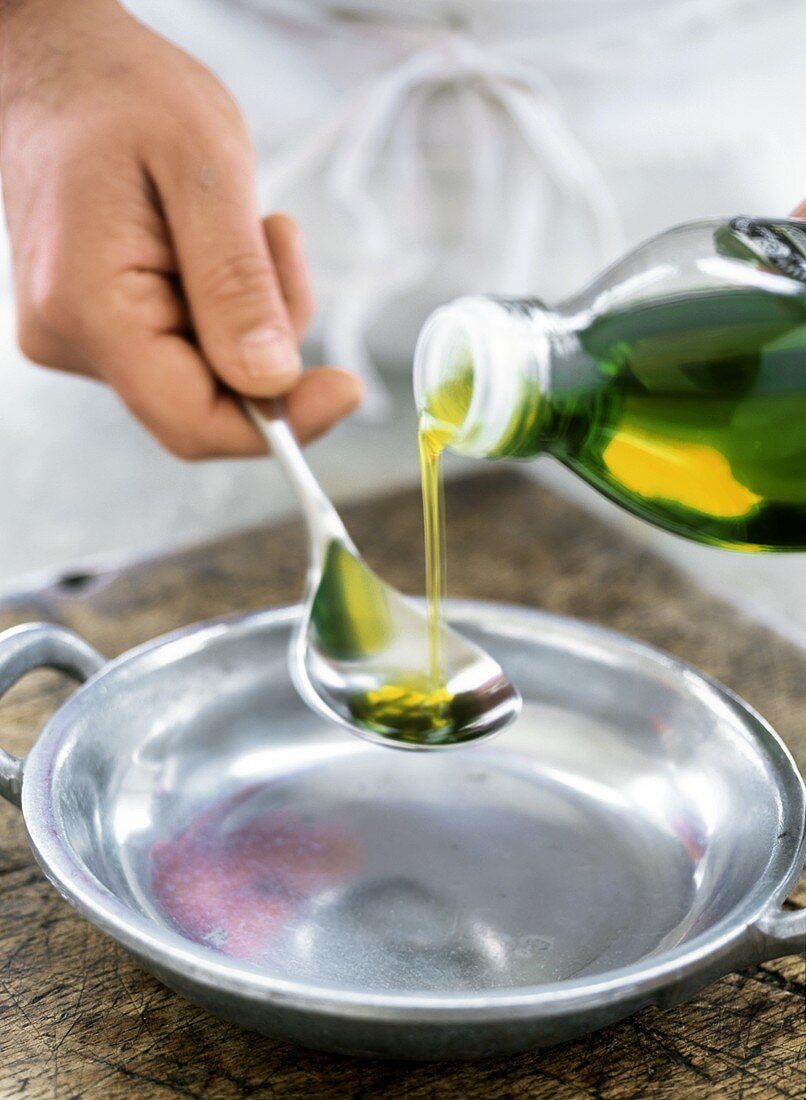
[413,297,546,457]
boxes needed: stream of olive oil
[346,415,457,745]
[329,379,471,746]
[417,362,477,688]
[418,422,447,690]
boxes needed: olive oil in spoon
[246,400,520,749]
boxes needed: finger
[16,319,99,380]
[150,139,301,400]
[256,366,365,446]
[107,330,363,459]
[107,332,265,459]
[262,213,315,340]
[792,201,806,217]
[107,269,191,337]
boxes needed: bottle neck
[413,296,556,458]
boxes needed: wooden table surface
[0,471,803,1099]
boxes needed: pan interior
[47,607,790,996]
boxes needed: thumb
[153,140,301,398]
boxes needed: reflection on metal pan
[0,602,803,1060]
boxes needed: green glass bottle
[414,217,806,551]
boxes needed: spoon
[245,400,521,750]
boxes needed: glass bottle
[413,216,806,551]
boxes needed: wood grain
[0,471,804,1099]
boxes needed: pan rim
[20,600,806,1023]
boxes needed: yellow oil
[348,679,455,739]
[418,424,446,688]
[312,368,476,747]
[417,357,476,686]
[340,417,460,745]
[310,448,465,744]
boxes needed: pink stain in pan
[150,788,362,961]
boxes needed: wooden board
[0,471,803,1098]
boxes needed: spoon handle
[244,400,353,565]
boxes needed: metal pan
[1,602,803,1060]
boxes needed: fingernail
[241,328,301,380]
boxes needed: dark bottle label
[721,216,806,284]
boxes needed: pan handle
[0,622,105,807]
[752,885,806,961]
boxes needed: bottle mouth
[413,297,541,457]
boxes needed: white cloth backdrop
[128,0,806,410]
[3,0,806,584]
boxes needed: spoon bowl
[247,401,521,748]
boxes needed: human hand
[1,0,363,458]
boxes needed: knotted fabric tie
[260,27,623,414]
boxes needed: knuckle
[200,250,274,308]
[28,271,77,338]
[16,312,50,364]
[184,63,244,118]
[171,100,251,186]
[200,86,250,142]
